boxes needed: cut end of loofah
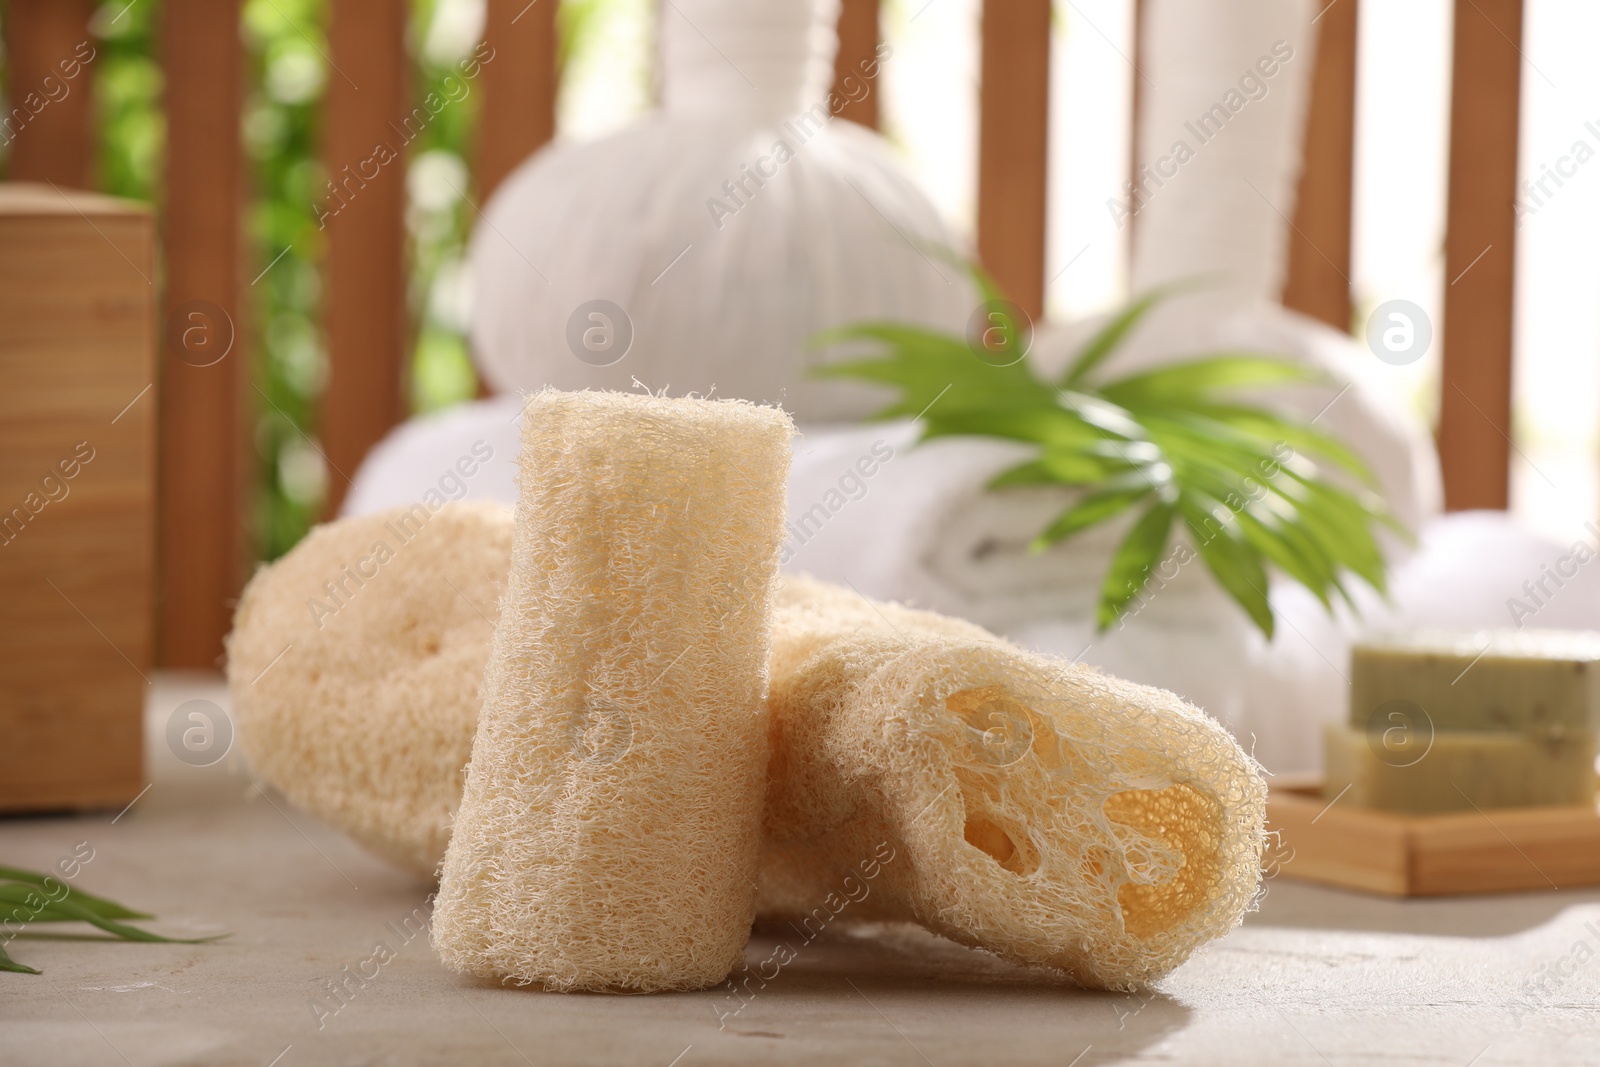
[431,389,795,993]
[759,574,1268,990]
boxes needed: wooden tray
[1266,774,1600,897]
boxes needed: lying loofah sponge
[226,501,514,878]
[431,389,793,993]
[758,574,1267,990]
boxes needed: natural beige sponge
[757,575,1268,990]
[225,501,514,878]
[430,389,793,993]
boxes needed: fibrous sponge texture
[431,389,793,992]
[759,575,1267,990]
[226,502,514,878]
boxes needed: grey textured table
[2,674,1597,1066]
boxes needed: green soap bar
[1323,724,1598,815]
[1350,629,1600,738]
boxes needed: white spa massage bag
[470,0,974,420]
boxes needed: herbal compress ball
[226,502,514,878]
[758,575,1268,990]
[431,390,794,993]
[469,0,973,421]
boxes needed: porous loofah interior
[1104,784,1222,941]
[758,574,1268,991]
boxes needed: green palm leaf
[1,865,225,975]
[0,941,40,974]
[1097,502,1179,629]
[0,865,152,921]
[1060,288,1169,388]
[814,278,1403,636]
[1032,481,1158,551]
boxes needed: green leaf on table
[0,885,216,944]
[0,867,225,975]
[0,864,152,920]
[0,942,40,974]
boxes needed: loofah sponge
[758,574,1267,990]
[226,502,514,878]
[431,389,793,993]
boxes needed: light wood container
[0,183,155,812]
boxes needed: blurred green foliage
[91,0,162,200]
[0,0,630,561]
[242,0,329,559]
[406,0,483,421]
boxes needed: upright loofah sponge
[226,502,514,878]
[431,389,793,993]
[759,575,1267,990]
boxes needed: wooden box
[1267,774,1600,896]
[0,183,155,812]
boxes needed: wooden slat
[1438,0,1523,512]
[1,0,96,188]
[831,0,881,129]
[976,0,1051,318]
[160,0,246,669]
[1281,0,1357,333]
[322,0,411,516]
[477,0,558,203]
[1128,0,1147,242]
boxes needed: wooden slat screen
[1,0,96,188]
[320,0,411,517]
[159,0,246,668]
[831,0,882,129]
[1438,0,1523,511]
[1129,0,1146,239]
[477,0,559,203]
[976,0,1051,319]
[1282,0,1357,333]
